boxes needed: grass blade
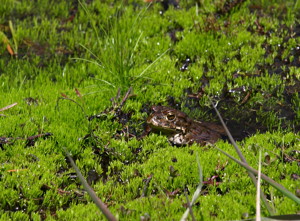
[64,148,117,221]
[134,48,170,80]
[256,150,262,221]
[215,146,300,205]
[210,99,275,214]
[180,154,203,221]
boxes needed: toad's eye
[167,113,176,121]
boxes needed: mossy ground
[0,0,299,220]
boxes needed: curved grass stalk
[93,78,116,88]
[134,48,170,81]
[78,43,103,63]
[70,57,105,70]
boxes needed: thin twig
[141,174,153,197]
[120,87,132,108]
[0,102,18,112]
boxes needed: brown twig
[120,87,133,108]
[141,174,153,197]
[0,102,18,112]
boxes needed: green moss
[0,0,299,220]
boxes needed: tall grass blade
[64,148,117,221]
[295,0,300,9]
[256,150,262,221]
[210,99,275,214]
[215,147,300,205]
[180,154,203,221]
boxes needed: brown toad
[146,106,225,145]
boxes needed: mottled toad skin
[147,106,225,145]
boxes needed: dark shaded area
[180,78,299,141]
[160,0,179,11]
[0,133,52,149]
[216,0,246,17]
[87,169,101,185]
[172,17,300,141]
[25,132,52,147]
[168,25,184,43]
[178,58,191,72]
